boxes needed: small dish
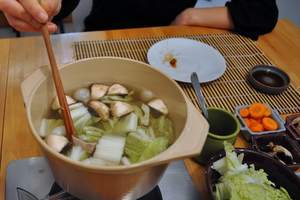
[234,104,286,142]
[147,38,226,83]
[205,148,300,200]
[248,65,290,94]
[251,132,300,171]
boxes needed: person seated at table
[0,0,278,40]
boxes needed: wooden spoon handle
[41,24,77,141]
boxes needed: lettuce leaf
[138,137,169,162]
[39,118,64,137]
[150,116,175,145]
[124,132,150,163]
[213,141,292,200]
[101,90,134,103]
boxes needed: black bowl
[205,148,300,200]
[248,65,290,94]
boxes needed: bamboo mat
[73,34,300,114]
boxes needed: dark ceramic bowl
[285,114,300,144]
[248,65,290,94]
[205,148,300,200]
[251,132,300,171]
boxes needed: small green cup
[193,107,240,165]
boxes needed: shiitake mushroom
[260,142,295,165]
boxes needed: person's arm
[171,7,234,30]
[171,0,278,40]
[52,0,79,23]
[0,0,63,33]
[225,0,278,39]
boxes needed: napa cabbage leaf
[212,141,292,200]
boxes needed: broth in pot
[41,82,175,167]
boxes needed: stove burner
[138,186,162,200]
[6,158,199,200]
[43,182,163,200]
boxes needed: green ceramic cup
[193,107,240,165]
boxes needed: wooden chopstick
[40,24,77,142]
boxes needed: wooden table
[0,38,10,162]
[0,19,299,200]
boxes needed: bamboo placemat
[73,34,300,114]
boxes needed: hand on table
[171,7,234,30]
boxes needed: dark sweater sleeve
[226,0,278,40]
[52,0,80,22]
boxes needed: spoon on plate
[40,24,77,143]
[190,72,210,122]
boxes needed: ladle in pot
[40,24,77,143]
[190,72,209,122]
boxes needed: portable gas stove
[6,157,200,200]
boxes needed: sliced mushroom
[147,98,169,115]
[107,83,128,95]
[90,84,109,100]
[52,95,76,110]
[72,136,97,154]
[264,142,295,165]
[44,134,69,152]
[270,142,293,159]
[88,101,110,121]
[110,101,134,117]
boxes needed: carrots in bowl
[238,103,278,132]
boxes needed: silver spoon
[190,72,209,122]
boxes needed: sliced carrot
[239,108,250,118]
[263,104,272,117]
[262,117,278,131]
[243,118,251,128]
[249,118,259,126]
[249,103,265,119]
[255,118,262,124]
[249,123,264,132]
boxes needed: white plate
[147,38,226,83]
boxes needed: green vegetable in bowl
[212,141,291,200]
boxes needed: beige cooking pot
[21,57,209,200]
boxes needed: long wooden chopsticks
[40,24,77,142]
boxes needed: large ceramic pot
[21,57,209,200]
